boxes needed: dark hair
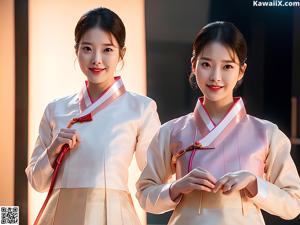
[189,21,247,89]
[74,7,126,58]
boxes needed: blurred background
[0,0,300,224]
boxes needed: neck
[87,77,115,102]
[203,95,234,124]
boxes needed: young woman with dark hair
[26,7,160,225]
[136,21,300,225]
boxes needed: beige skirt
[168,190,265,225]
[37,188,141,225]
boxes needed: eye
[201,62,210,68]
[223,64,234,70]
[104,48,113,53]
[82,46,92,52]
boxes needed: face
[76,27,125,84]
[192,42,247,103]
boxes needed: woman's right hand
[169,168,217,201]
[47,128,80,167]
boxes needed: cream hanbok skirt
[37,188,141,225]
[168,190,265,225]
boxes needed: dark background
[145,0,300,224]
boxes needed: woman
[136,21,300,225]
[26,7,160,225]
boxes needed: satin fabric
[37,188,141,225]
[173,97,265,180]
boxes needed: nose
[209,67,221,82]
[92,52,102,66]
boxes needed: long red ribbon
[33,113,92,225]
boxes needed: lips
[206,84,224,91]
[89,67,105,75]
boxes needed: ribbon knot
[68,113,93,128]
[74,113,93,123]
[188,143,215,172]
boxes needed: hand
[170,168,217,201]
[47,128,80,167]
[213,170,257,195]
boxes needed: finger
[198,179,215,189]
[55,137,73,153]
[58,132,75,139]
[213,176,229,193]
[189,177,215,189]
[223,183,238,195]
[59,133,76,147]
[190,183,213,192]
[193,168,217,184]
[75,131,81,142]
[71,132,81,148]
[222,179,236,192]
[60,128,77,134]
[71,133,77,148]
[57,137,73,146]
[194,167,210,174]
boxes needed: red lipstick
[89,67,105,75]
[206,84,224,91]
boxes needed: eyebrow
[80,41,115,47]
[200,57,235,63]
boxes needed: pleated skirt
[168,190,265,225]
[37,188,142,225]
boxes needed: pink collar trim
[194,97,246,139]
[78,76,125,113]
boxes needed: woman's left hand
[213,171,258,196]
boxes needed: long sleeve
[25,103,54,193]
[248,124,300,220]
[135,100,161,171]
[136,123,180,214]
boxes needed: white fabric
[26,90,161,193]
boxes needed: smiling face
[192,42,247,104]
[76,27,125,85]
